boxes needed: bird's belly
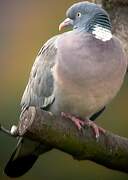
[52,74,124,118]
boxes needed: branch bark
[17,107,128,173]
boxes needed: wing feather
[21,35,58,112]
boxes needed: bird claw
[83,119,106,139]
[61,112,105,139]
[61,112,84,130]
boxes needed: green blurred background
[0,0,128,179]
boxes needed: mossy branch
[13,106,128,174]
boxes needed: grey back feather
[21,35,59,112]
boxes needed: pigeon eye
[76,12,81,18]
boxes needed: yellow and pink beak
[59,18,73,31]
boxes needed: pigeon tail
[4,137,51,178]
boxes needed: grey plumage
[4,1,127,178]
[21,35,58,111]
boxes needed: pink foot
[61,112,84,130]
[83,119,106,138]
[61,112,105,139]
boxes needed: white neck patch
[92,24,112,42]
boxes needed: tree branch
[16,107,128,173]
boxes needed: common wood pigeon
[4,1,127,177]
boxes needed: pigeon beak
[59,18,73,31]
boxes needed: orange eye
[76,12,81,17]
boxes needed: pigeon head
[59,1,111,33]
